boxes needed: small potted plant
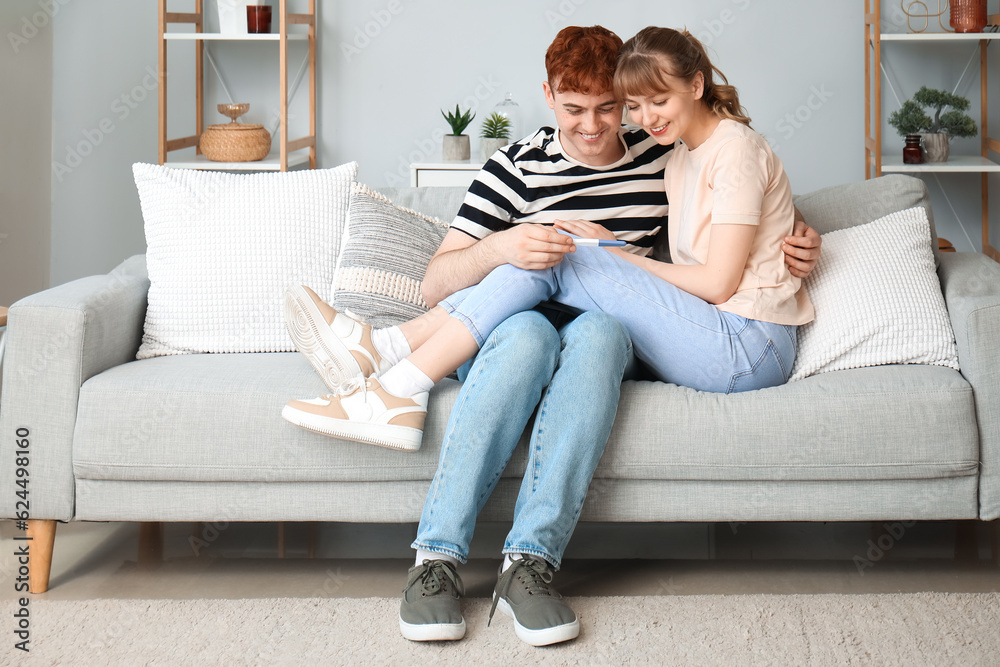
[888,86,978,163]
[480,112,512,161]
[441,105,475,161]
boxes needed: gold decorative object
[900,0,952,32]
[217,103,250,123]
[199,103,271,162]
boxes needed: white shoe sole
[282,403,422,452]
[398,616,466,641]
[495,596,580,646]
[284,285,362,392]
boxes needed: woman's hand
[553,219,617,243]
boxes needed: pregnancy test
[572,238,627,247]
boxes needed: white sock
[415,549,459,567]
[379,359,434,398]
[502,553,523,572]
[372,326,411,367]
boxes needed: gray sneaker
[399,559,466,641]
[488,555,580,646]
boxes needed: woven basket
[199,123,272,162]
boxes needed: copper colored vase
[950,0,987,33]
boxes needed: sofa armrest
[937,252,1000,520]
[0,255,148,520]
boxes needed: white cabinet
[410,161,484,188]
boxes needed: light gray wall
[44,0,992,286]
[1,0,53,306]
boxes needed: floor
[4,519,998,601]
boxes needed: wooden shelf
[881,155,1000,173]
[158,0,317,172]
[163,151,311,171]
[164,32,308,41]
[865,0,998,260]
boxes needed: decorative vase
[950,0,987,33]
[217,0,252,34]
[492,93,522,144]
[922,133,949,162]
[443,134,470,161]
[903,134,924,164]
[480,137,508,161]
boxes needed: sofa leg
[26,519,56,594]
[954,520,979,564]
[138,522,163,570]
[277,522,285,558]
[991,520,999,568]
[307,522,318,558]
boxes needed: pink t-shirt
[664,119,814,326]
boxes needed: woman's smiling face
[623,68,705,147]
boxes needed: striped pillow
[333,183,450,328]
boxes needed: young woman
[282,26,814,452]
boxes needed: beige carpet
[5,593,999,666]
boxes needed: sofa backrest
[376,176,936,266]
[377,187,468,224]
[793,174,939,265]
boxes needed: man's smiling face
[543,81,626,167]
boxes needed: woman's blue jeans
[440,246,797,394]
[411,307,637,568]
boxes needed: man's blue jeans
[411,306,636,569]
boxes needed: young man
[286,26,820,646]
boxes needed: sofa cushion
[789,206,959,380]
[132,161,357,359]
[73,355,977,484]
[332,183,450,328]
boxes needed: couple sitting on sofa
[284,25,822,647]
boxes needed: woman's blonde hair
[614,26,751,128]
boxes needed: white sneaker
[282,376,428,452]
[284,284,392,392]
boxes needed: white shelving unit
[158,0,317,172]
[865,0,1000,261]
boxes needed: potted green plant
[887,86,978,163]
[480,112,512,161]
[441,105,475,161]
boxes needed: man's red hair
[545,26,623,95]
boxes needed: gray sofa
[2,175,998,593]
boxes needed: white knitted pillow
[789,206,959,381]
[132,161,357,359]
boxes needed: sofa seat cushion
[73,353,477,483]
[73,355,977,484]
[604,364,977,482]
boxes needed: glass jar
[903,134,924,164]
[950,0,987,33]
[492,93,522,143]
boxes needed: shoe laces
[488,556,555,625]
[414,560,464,598]
[331,375,372,398]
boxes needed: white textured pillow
[333,183,449,328]
[789,206,959,381]
[132,161,357,358]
